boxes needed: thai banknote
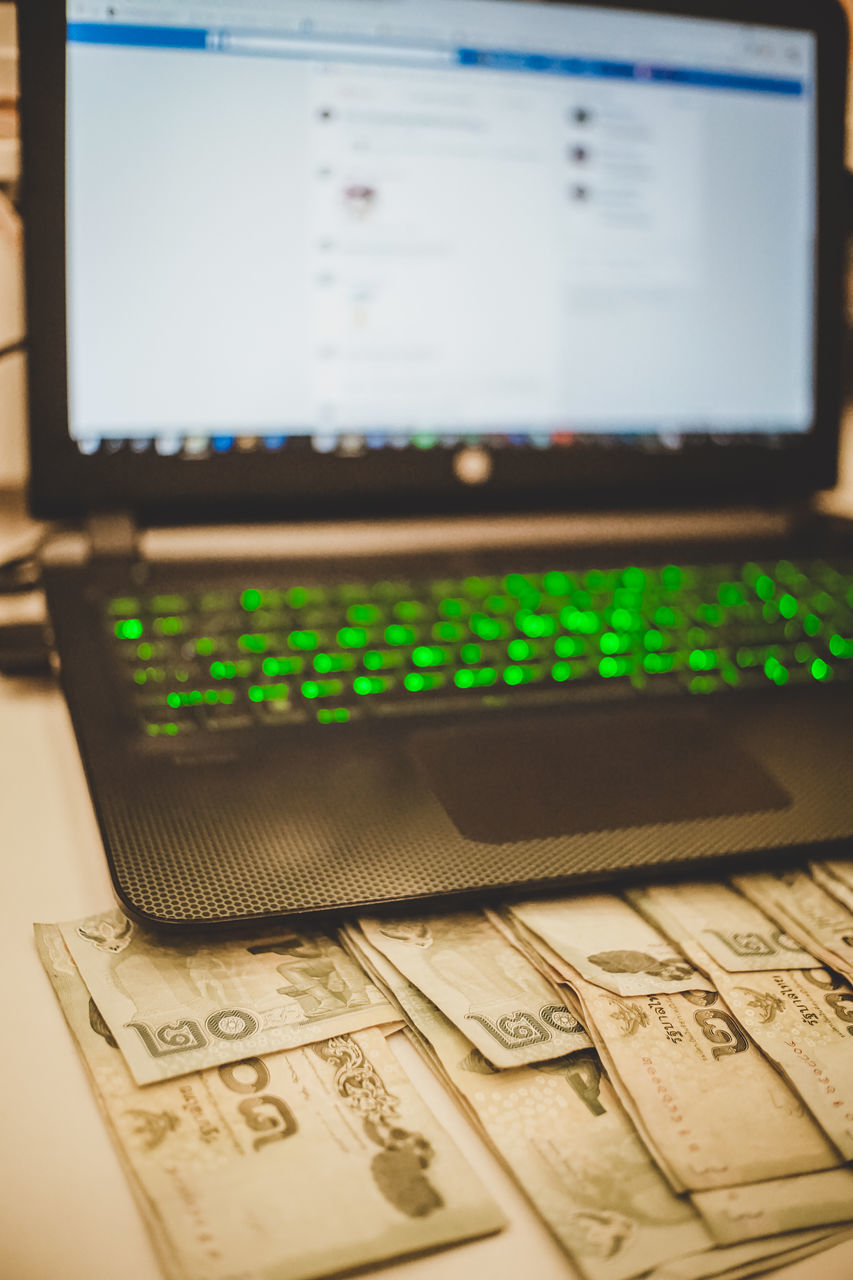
[629,884,853,1158]
[645,1228,853,1280]
[36,923,505,1280]
[343,924,713,1280]
[507,896,714,997]
[733,871,853,981]
[691,1167,853,1245]
[624,882,816,972]
[357,909,592,1068]
[558,970,840,1193]
[55,908,398,1084]
[811,861,853,913]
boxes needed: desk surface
[2,495,853,1280]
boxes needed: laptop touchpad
[411,706,790,843]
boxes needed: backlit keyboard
[104,556,853,738]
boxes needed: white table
[1,491,852,1280]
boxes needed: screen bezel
[19,0,849,524]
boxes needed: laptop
[18,0,853,932]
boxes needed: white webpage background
[66,16,815,438]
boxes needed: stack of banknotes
[37,857,853,1280]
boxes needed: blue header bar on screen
[66,22,805,96]
[68,22,207,50]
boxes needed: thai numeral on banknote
[465,1005,579,1051]
[128,1007,260,1058]
[692,1008,749,1059]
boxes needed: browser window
[65,0,817,449]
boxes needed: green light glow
[347,604,380,625]
[518,613,555,639]
[811,658,831,681]
[241,589,262,612]
[405,671,444,692]
[262,656,303,676]
[155,616,184,636]
[554,636,585,658]
[363,649,403,670]
[471,615,503,641]
[385,624,417,646]
[196,637,214,656]
[754,575,775,602]
[412,645,449,667]
[150,595,184,613]
[286,587,307,608]
[829,634,853,658]
[804,613,822,637]
[115,619,143,640]
[778,593,798,619]
[508,639,535,661]
[247,683,288,702]
[108,597,140,616]
[439,597,464,618]
[317,707,350,724]
[393,601,423,622]
[543,571,570,596]
[239,633,269,653]
[718,584,744,606]
[288,630,319,651]
[313,652,355,674]
[643,653,674,674]
[460,643,483,664]
[353,675,389,695]
[337,626,368,648]
[303,678,343,698]
[137,643,153,660]
[622,567,646,590]
[433,621,464,642]
[661,565,682,589]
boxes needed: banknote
[564,973,840,1193]
[357,910,592,1068]
[732,871,853,981]
[55,908,398,1084]
[508,896,714,997]
[625,882,816,972]
[645,1228,853,1280]
[343,924,713,1280]
[36,923,505,1280]
[629,885,853,1159]
[811,861,853,914]
[691,1167,853,1245]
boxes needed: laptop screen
[19,0,846,519]
[64,0,817,460]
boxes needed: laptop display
[65,0,817,454]
[22,0,845,520]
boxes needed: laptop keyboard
[104,555,853,738]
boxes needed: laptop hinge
[85,510,140,563]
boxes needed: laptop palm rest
[411,706,791,844]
